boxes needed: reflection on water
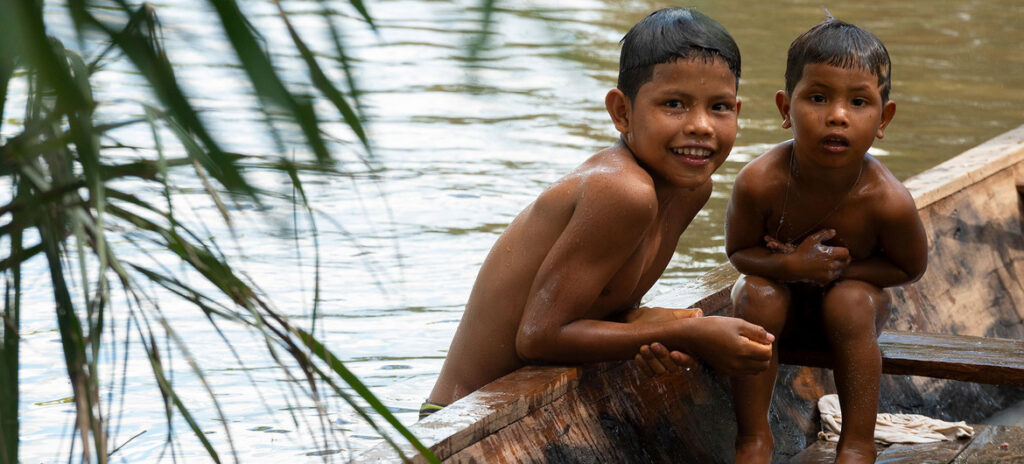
[7,0,1024,461]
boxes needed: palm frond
[0,0,446,462]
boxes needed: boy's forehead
[797,62,881,89]
[646,57,737,88]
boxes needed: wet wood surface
[791,424,1024,463]
[360,126,1024,463]
[445,361,737,463]
[953,424,1024,462]
[781,331,1024,386]
[361,365,580,463]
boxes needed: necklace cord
[774,146,864,245]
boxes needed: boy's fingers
[650,342,680,373]
[640,344,668,375]
[635,354,654,377]
[670,351,698,372]
[808,228,836,244]
[740,322,775,345]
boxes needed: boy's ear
[605,88,631,135]
[876,100,897,139]
[775,90,791,129]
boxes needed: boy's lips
[822,134,850,152]
[671,146,714,164]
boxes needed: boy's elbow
[515,325,550,363]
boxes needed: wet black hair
[617,8,741,101]
[785,18,892,102]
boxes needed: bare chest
[589,210,690,317]
[772,199,880,260]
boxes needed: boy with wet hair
[424,8,775,418]
[725,17,927,463]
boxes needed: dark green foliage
[0,0,454,462]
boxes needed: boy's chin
[664,172,713,189]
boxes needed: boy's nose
[826,104,849,127]
[685,110,713,137]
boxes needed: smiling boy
[725,18,928,463]
[424,8,774,416]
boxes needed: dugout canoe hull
[362,124,1024,463]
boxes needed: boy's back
[427,8,774,410]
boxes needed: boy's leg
[730,275,790,464]
[821,280,891,463]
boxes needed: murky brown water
[9,0,1023,460]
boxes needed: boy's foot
[733,438,772,464]
[835,442,877,464]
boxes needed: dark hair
[617,8,741,100]
[785,18,892,102]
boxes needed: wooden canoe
[362,124,1024,463]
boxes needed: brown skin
[428,57,775,407]
[726,63,927,464]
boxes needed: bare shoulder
[862,155,917,219]
[734,141,792,197]
[575,146,659,214]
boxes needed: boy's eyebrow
[802,80,878,93]
[658,89,737,100]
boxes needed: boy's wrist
[670,316,700,353]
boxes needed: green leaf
[295,328,440,463]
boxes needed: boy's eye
[665,100,685,109]
[712,102,734,112]
[810,95,826,103]
[852,98,869,106]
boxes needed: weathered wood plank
[789,441,888,464]
[789,440,838,464]
[875,438,974,464]
[952,424,1024,462]
[780,331,1024,386]
[446,361,739,463]
[361,365,579,463]
[903,125,1024,210]
[877,332,1024,386]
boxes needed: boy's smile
[612,57,740,189]
[778,63,895,169]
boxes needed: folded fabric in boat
[817,393,975,444]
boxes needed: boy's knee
[822,280,891,335]
[731,275,789,328]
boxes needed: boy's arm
[841,186,927,287]
[514,175,772,375]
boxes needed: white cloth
[817,393,975,444]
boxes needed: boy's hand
[635,342,698,377]
[764,235,796,254]
[791,229,850,285]
[688,317,774,376]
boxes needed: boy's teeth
[672,147,711,157]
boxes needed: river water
[7,0,1024,461]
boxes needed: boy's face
[613,57,740,189]
[778,63,896,168]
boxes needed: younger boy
[424,8,775,417]
[725,18,927,463]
